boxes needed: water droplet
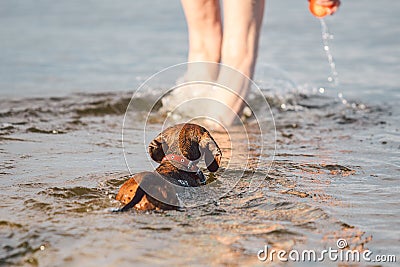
[320,19,339,88]
[342,99,347,104]
[319,87,325,94]
[280,103,286,110]
[338,92,343,98]
[40,245,45,251]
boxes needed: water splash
[319,18,338,86]
[319,18,346,104]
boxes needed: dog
[115,123,222,211]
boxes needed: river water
[1,0,399,266]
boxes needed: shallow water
[1,91,398,266]
[1,0,399,266]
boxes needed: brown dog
[115,123,222,211]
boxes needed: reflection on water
[0,91,398,266]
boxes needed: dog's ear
[148,133,168,163]
[199,131,222,172]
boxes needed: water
[1,1,399,266]
[319,19,339,87]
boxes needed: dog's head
[148,123,222,172]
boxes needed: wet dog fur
[115,123,222,211]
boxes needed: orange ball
[309,0,331,18]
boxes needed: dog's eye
[171,156,174,159]
[181,159,184,163]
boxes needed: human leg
[180,0,222,81]
[213,0,265,125]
